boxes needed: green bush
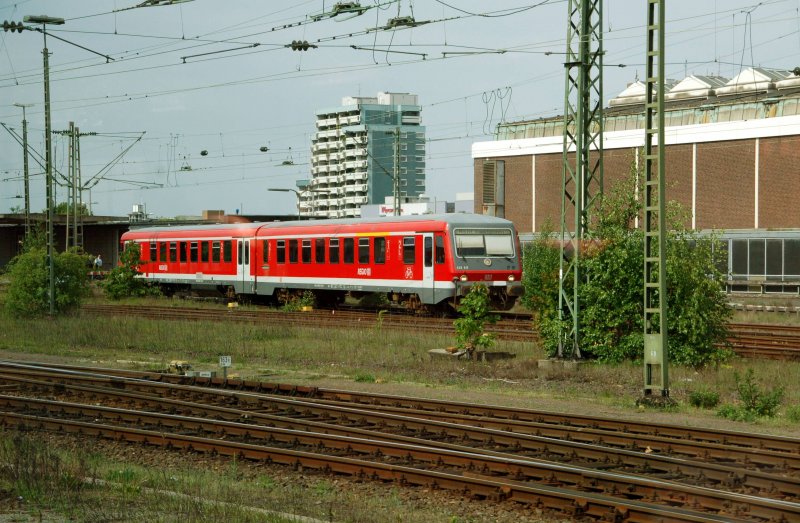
[280,290,316,312]
[717,369,784,422]
[522,157,732,366]
[103,243,159,300]
[5,239,89,316]
[454,284,499,351]
[689,389,720,409]
[734,368,783,417]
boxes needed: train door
[423,233,434,293]
[237,239,251,293]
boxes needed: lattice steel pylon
[643,0,669,397]
[558,0,604,359]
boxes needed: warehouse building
[472,67,800,288]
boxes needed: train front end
[448,218,524,310]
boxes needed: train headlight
[508,275,515,282]
[459,274,468,282]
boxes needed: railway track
[1,362,799,522]
[81,303,800,359]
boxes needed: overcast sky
[1,0,798,217]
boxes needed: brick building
[472,68,800,285]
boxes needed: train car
[120,214,524,312]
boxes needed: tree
[525,155,732,366]
[4,234,89,316]
[53,201,92,216]
[102,242,157,299]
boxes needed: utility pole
[13,103,33,236]
[642,0,670,399]
[558,0,604,359]
[392,127,400,216]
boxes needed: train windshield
[454,229,514,257]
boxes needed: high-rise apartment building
[304,92,426,218]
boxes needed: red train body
[120,214,524,311]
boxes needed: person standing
[94,254,103,271]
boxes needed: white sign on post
[219,355,232,368]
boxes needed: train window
[159,242,167,262]
[403,236,416,264]
[223,241,232,263]
[245,241,250,264]
[149,242,157,262]
[329,239,339,264]
[262,240,269,263]
[315,239,325,263]
[302,240,312,263]
[190,242,199,262]
[201,241,210,262]
[277,240,286,263]
[424,237,433,267]
[169,242,177,262]
[435,235,445,264]
[180,242,187,262]
[237,241,242,265]
[374,237,386,264]
[454,229,514,257]
[212,241,221,262]
[343,238,354,264]
[289,239,298,263]
[358,238,370,264]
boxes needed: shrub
[454,284,499,351]
[734,368,783,418]
[103,242,158,300]
[5,239,89,316]
[786,405,800,423]
[717,368,784,422]
[281,290,316,312]
[689,389,720,409]
[523,157,732,366]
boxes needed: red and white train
[120,214,524,312]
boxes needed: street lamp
[24,15,65,315]
[268,188,302,216]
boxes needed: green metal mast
[559,0,603,359]
[643,0,670,397]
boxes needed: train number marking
[357,267,372,276]
[404,267,414,279]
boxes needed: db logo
[404,267,414,279]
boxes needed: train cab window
[262,240,269,263]
[403,236,416,264]
[276,240,286,263]
[358,238,370,264]
[454,229,514,257]
[424,237,433,267]
[343,238,354,264]
[329,239,339,264]
[289,239,298,263]
[223,241,232,263]
[149,242,157,262]
[190,242,199,262]
[435,235,445,264]
[315,239,325,263]
[169,242,177,262]
[201,241,209,262]
[374,237,386,264]
[302,240,312,263]
[212,241,221,263]
[159,242,167,262]
[180,242,187,262]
